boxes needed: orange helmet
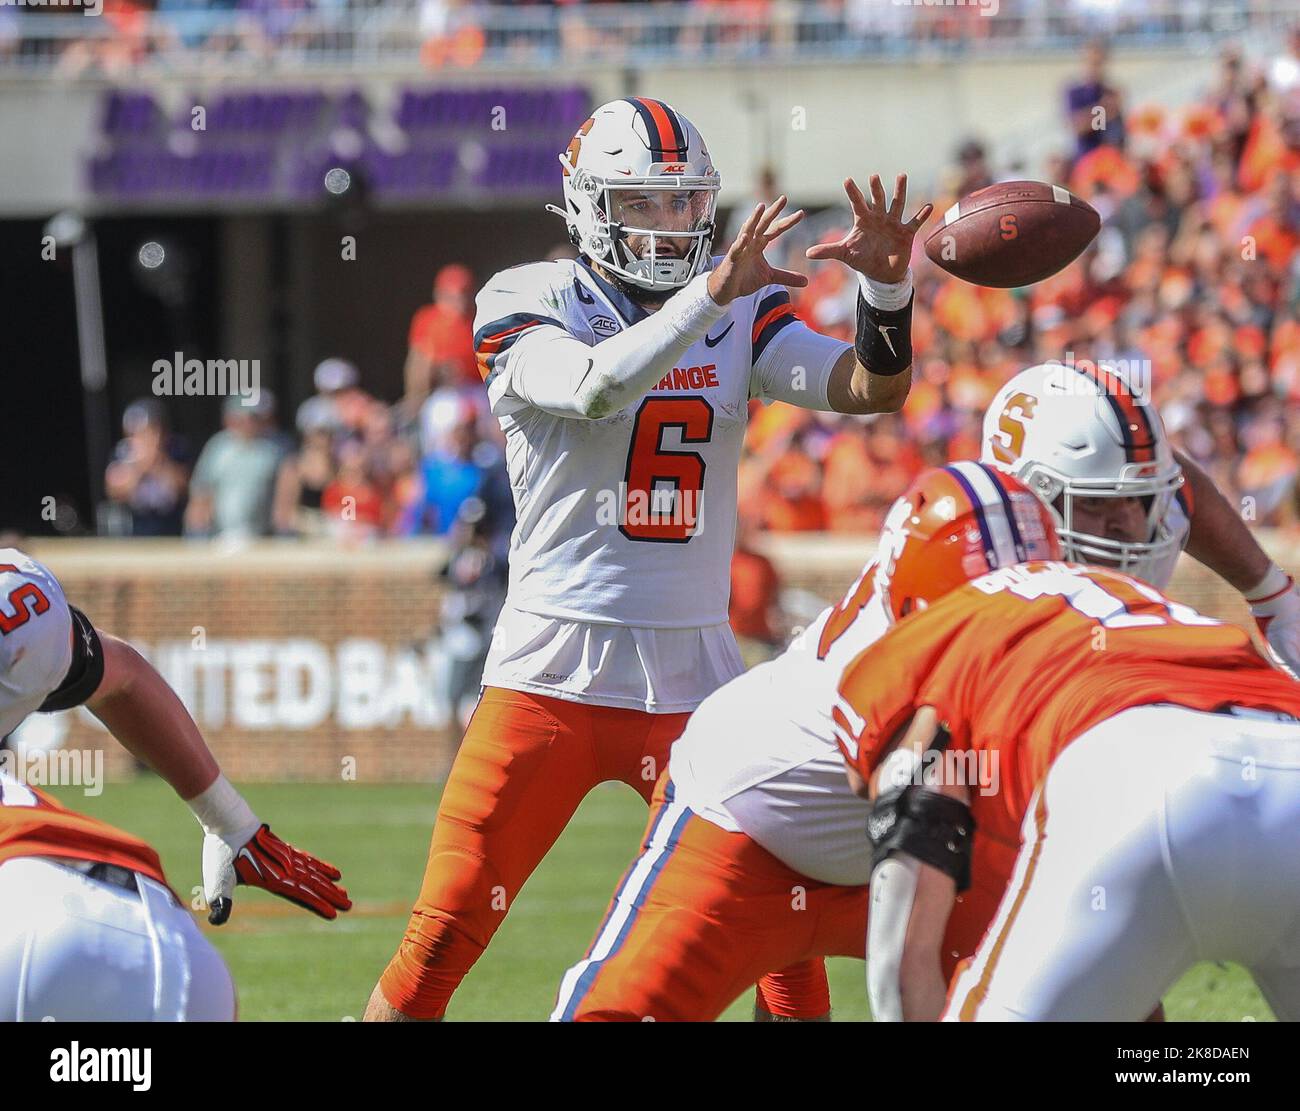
[875,461,1063,623]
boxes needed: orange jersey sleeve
[0,775,170,888]
[837,561,1300,846]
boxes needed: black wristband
[38,607,105,712]
[854,290,914,377]
[867,784,976,892]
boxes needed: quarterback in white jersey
[0,551,350,966]
[369,95,934,1022]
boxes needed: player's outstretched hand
[707,195,807,306]
[204,824,351,925]
[806,174,932,284]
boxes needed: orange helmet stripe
[1072,364,1157,463]
[628,97,686,162]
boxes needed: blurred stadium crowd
[742,37,1300,536]
[3,0,1291,75]
[95,33,1300,646]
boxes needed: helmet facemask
[560,162,719,294]
[1027,463,1184,581]
[604,181,717,290]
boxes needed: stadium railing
[1,0,1294,77]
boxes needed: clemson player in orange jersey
[0,769,236,1020]
[549,463,1061,1021]
[836,559,1300,1021]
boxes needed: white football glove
[189,774,351,925]
[1246,565,1300,679]
[202,822,351,925]
[201,818,262,921]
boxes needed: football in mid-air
[923,180,1100,288]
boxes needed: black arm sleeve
[37,607,106,712]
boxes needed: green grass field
[53,777,1274,1021]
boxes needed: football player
[366,96,932,1022]
[839,560,1300,1022]
[0,768,236,1021]
[0,549,350,925]
[550,463,1059,1020]
[982,361,1300,674]
[556,355,1299,1020]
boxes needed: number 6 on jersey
[620,396,714,543]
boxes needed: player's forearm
[898,861,957,1021]
[830,269,913,414]
[1176,450,1271,594]
[512,273,726,419]
[839,359,912,415]
[86,633,221,801]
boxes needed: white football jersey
[474,256,848,630]
[667,494,1195,886]
[668,563,889,886]
[0,550,73,740]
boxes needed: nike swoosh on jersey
[704,321,734,348]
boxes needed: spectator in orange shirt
[404,263,478,408]
[729,516,784,664]
[761,449,826,533]
[321,441,387,543]
[1246,171,1300,275]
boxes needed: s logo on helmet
[562,117,596,178]
[659,164,687,175]
[989,392,1038,465]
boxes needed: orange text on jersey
[652,364,720,392]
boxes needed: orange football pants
[378,687,829,1019]
[553,772,866,1021]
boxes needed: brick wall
[14,534,1298,783]
[21,540,459,783]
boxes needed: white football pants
[945,704,1300,1021]
[0,855,236,1021]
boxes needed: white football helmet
[549,98,720,293]
[980,361,1185,582]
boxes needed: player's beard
[594,230,705,308]
[605,268,678,308]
